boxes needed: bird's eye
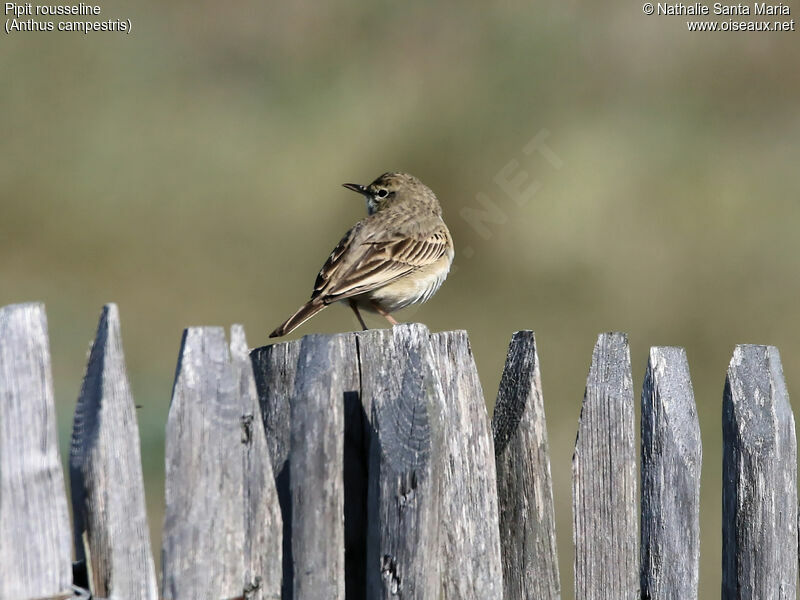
[377,189,388,198]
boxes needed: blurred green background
[2,1,799,596]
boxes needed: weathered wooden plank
[69,304,158,600]
[492,331,560,600]
[640,347,701,600]
[0,302,72,600]
[360,324,444,599]
[431,330,503,600]
[289,333,358,600]
[252,333,369,600]
[722,345,797,599]
[161,327,245,600]
[250,341,301,478]
[230,325,282,600]
[572,332,638,600]
[250,340,301,598]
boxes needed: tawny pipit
[269,172,454,338]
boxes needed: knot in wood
[381,554,401,594]
[240,413,254,445]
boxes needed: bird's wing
[311,224,451,303]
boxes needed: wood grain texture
[69,304,158,600]
[492,331,560,600]
[290,333,357,600]
[231,326,283,600]
[359,324,444,599]
[250,341,301,478]
[640,347,701,600]
[722,345,797,599]
[572,332,638,600]
[250,340,301,599]
[431,330,503,600]
[161,327,246,600]
[252,333,369,600]
[0,302,72,600]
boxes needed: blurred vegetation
[2,1,799,596]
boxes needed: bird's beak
[342,183,367,195]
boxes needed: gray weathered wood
[430,330,503,599]
[69,304,158,600]
[722,344,797,599]
[640,347,701,600]
[161,327,246,600]
[290,334,356,600]
[252,333,372,600]
[250,340,301,598]
[0,302,72,600]
[572,332,638,600]
[492,331,560,600]
[360,324,444,599]
[231,325,283,600]
[250,341,301,478]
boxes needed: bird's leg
[348,299,369,331]
[371,301,399,326]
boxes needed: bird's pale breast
[356,248,453,313]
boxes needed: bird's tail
[269,299,327,338]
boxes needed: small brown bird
[269,172,454,338]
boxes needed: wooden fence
[0,301,796,599]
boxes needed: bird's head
[343,172,436,215]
